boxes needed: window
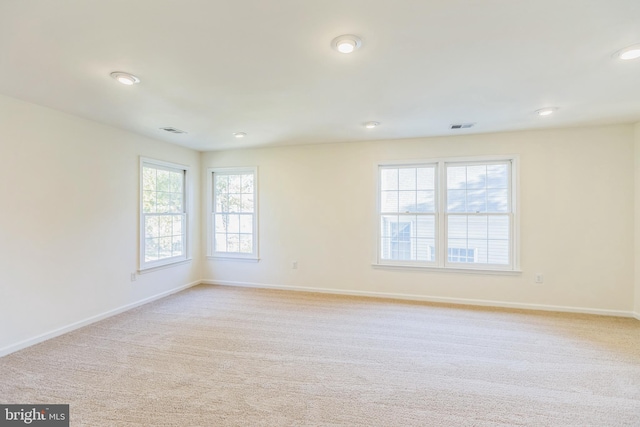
[140,158,189,270]
[378,157,517,271]
[208,167,258,260]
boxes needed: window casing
[377,157,518,271]
[208,167,258,260]
[140,158,189,270]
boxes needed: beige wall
[0,94,202,353]
[202,124,635,313]
[1,91,637,355]
[635,122,640,316]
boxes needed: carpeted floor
[1,285,639,426]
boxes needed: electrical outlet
[292,261,298,270]
[131,273,137,282]
[534,273,544,284]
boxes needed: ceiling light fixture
[364,121,380,128]
[535,107,558,116]
[110,71,140,85]
[332,35,362,54]
[615,44,640,60]
[233,132,246,138]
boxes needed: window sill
[207,256,260,263]
[138,258,192,274]
[372,263,522,276]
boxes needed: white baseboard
[202,279,636,318]
[0,280,202,358]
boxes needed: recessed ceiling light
[332,35,362,54]
[535,107,558,116]
[615,44,640,60]
[233,132,246,138]
[364,121,380,128]
[110,71,140,85]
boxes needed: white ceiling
[1,0,639,151]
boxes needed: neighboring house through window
[378,157,517,271]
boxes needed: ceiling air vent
[450,123,475,130]
[160,127,187,134]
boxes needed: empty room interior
[1,1,640,426]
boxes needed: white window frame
[375,155,520,273]
[207,167,259,261]
[139,157,190,272]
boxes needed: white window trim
[139,157,191,272]
[374,155,520,273]
[207,166,259,261]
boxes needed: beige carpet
[1,285,640,426]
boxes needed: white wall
[0,94,202,354]
[635,122,640,317]
[202,124,635,314]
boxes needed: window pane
[447,190,466,212]
[448,239,467,262]
[467,190,487,213]
[156,191,171,213]
[447,214,509,265]
[381,215,398,238]
[228,193,241,213]
[380,237,391,260]
[214,214,227,232]
[381,169,398,191]
[239,234,253,253]
[229,175,242,193]
[172,216,183,237]
[466,165,487,189]
[446,162,510,214]
[242,174,254,193]
[227,234,240,252]
[488,216,510,240]
[488,189,508,212]
[488,240,509,265]
[171,235,183,256]
[158,237,172,259]
[215,233,227,252]
[158,216,171,237]
[156,169,172,192]
[468,216,488,239]
[487,164,508,188]
[416,238,435,261]
[227,214,240,234]
[399,191,416,212]
[216,193,228,213]
[417,167,435,190]
[215,175,229,194]
[143,168,156,192]
[381,191,399,213]
[145,238,158,262]
[469,239,488,263]
[448,215,467,239]
[145,215,159,238]
[239,214,253,233]
[416,216,435,239]
[143,190,155,213]
[447,167,466,189]
[241,194,254,212]
[416,190,435,213]
[399,168,416,190]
